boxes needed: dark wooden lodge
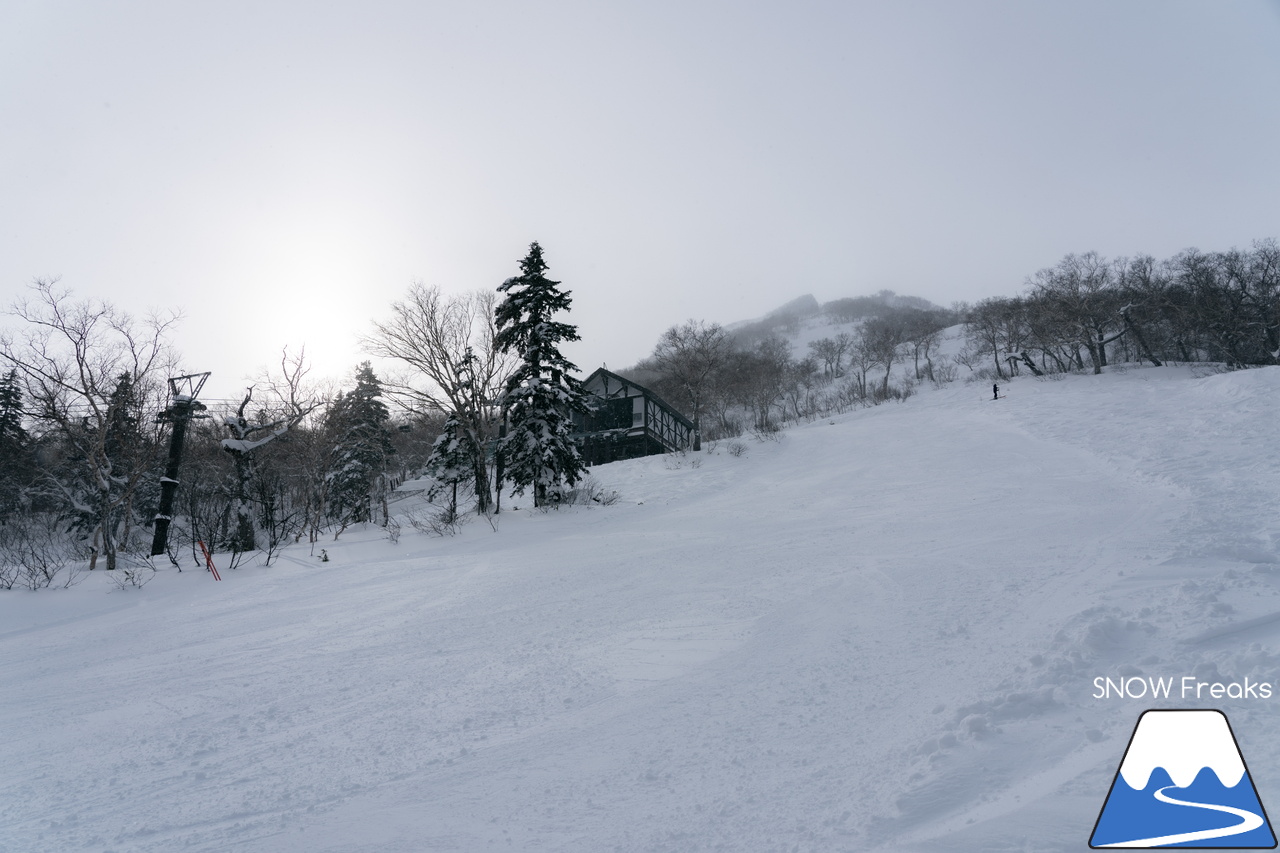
[573,368,694,465]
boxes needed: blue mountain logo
[1091,709,1276,848]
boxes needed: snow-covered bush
[663,450,700,470]
[105,557,155,590]
[930,362,958,387]
[555,476,620,507]
[0,552,17,590]
[0,514,82,590]
[751,422,784,442]
[403,504,466,537]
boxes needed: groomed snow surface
[5,365,1280,853]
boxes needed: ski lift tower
[150,372,211,557]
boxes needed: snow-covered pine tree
[422,348,486,518]
[494,242,589,507]
[0,368,30,514]
[325,363,395,528]
[423,413,474,519]
[0,369,26,448]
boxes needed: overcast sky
[2,1,1278,402]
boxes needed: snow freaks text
[1093,676,1274,701]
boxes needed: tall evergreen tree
[325,362,394,526]
[102,372,157,553]
[494,242,588,506]
[0,369,31,514]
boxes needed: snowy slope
[4,365,1280,852]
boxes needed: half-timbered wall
[575,368,693,464]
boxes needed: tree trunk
[1121,309,1163,367]
[228,450,256,552]
[99,487,118,570]
[691,391,701,452]
[471,454,491,513]
[1081,327,1104,374]
[1019,351,1044,376]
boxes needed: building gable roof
[580,367,694,430]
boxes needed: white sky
[2,1,1278,402]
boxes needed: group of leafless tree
[362,284,516,514]
[629,299,957,440]
[957,239,1280,380]
[0,280,177,584]
[0,274,529,585]
[162,351,430,568]
[0,281,447,584]
[632,239,1279,440]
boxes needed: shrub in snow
[403,504,467,537]
[663,449,700,469]
[553,476,620,507]
[930,362,958,387]
[751,422,783,442]
[0,513,82,590]
[106,558,155,590]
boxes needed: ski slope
[4,365,1280,852]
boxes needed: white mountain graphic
[1118,710,1245,790]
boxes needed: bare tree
[1112,255,1166,367]
[1027,253,1127,374]
[808,332,854,378]
[219,349,320,552]
[363,284,515,512]
[650,320,732,450]
[847,329,879,398]
[863,312,908,394]
[961,297,1033,379]
[0,280,178,570]
[901,310,948,380]
[728,336,792,431]
[1168,240,1280,367]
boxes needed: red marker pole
[197,540,222,581]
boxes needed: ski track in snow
[3,364,1280,852]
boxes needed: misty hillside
[724,289,949,346]
[5,363,1280,852]
[620,290,962,421]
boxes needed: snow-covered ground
[4,365,1280,852]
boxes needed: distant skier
[993,383,999,401]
